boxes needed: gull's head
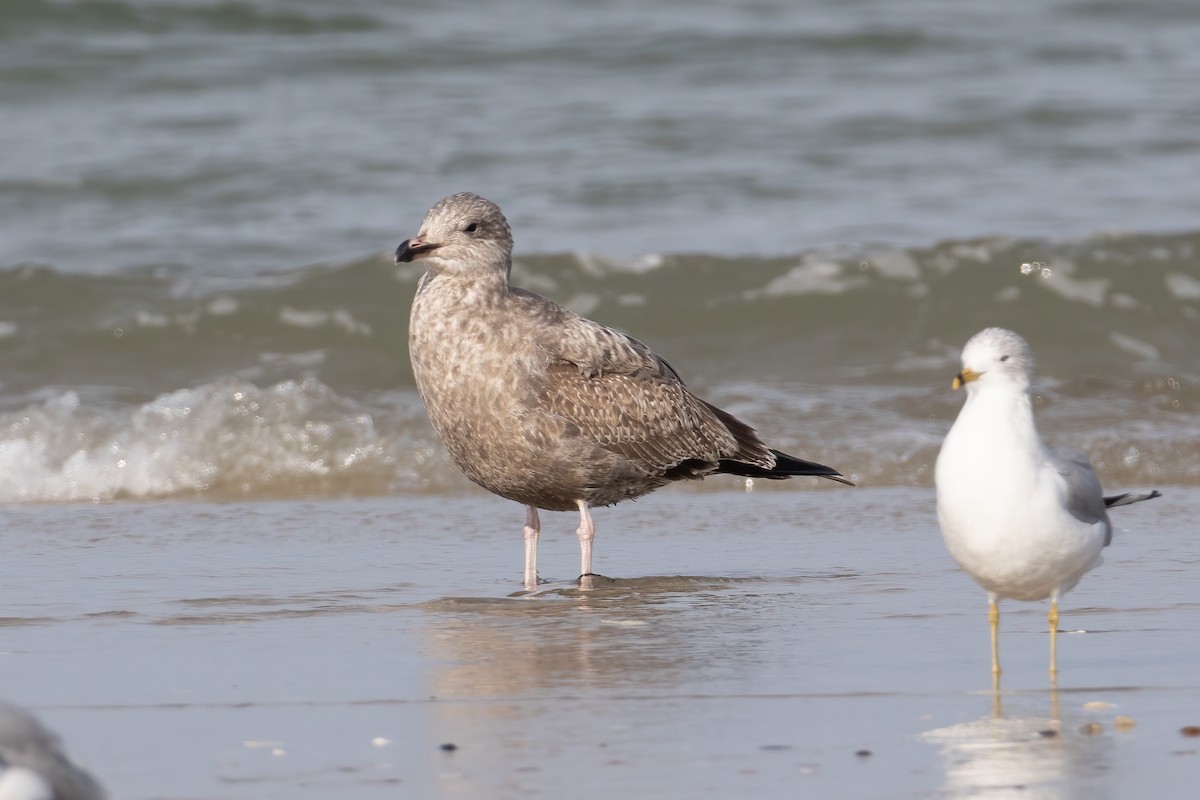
[394,192,514,277]
[953,327,1035,392]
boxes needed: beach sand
[2,486,1197,798]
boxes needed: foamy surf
[1,229,1198,502]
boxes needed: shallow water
[3,487,1196,798]
[3,1,1200,502]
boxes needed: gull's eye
[463,222,479,233]
[1000,355,1010,362]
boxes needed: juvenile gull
[935,327,1160,680]
[0,701,106,800]
[397,192,851,588]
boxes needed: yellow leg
[1048,598,1060,678]
[989,596,1001,678]
[1050,672,1061,721]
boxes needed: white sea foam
[0,380,431,503]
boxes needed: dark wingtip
[770,450,854,485]
[1103,489,1162,508]
[717,450,854,486]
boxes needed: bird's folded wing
[511,288,683,382]
[511,289,773,471]
[538,362,744,471]
[1046,444,1110,532]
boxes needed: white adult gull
[397,192,851,588]
[935,327,1160,679]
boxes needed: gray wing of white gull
[0,701,106,800]
[1046,444,1110,529]
[1047,444,1163,546]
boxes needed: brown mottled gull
[397,192,851,588]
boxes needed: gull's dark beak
[395,237,439,263]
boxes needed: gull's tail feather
[718,450,855,486]
[1104,489,1162,508]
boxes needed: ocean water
[2,0,1198,503]
[2,233,1198,502]
[3,2,1200,797]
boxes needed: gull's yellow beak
[952,368,982,390]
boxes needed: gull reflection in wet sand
[418,573,764,782]
[422,576,744,700]
[923,688,1117,799]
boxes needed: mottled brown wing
[508,287,775,473]
[539,362,769,474]
[510,288,684,383]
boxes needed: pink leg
[575,499,595,577]
[1049,590,1060,678]
[523,505,540,589]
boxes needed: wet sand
[2,486,1197,798]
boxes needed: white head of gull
[935,327,1160,682]
[398,192,851,589]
